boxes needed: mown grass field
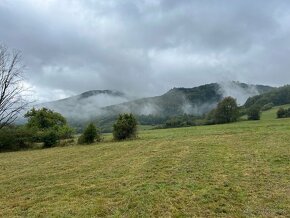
[0,108,290,217]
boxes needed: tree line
[0,107,138,151]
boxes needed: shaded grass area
[0,112,290,217]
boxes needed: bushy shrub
[214,97,239,124]
[247,106,261,120]
[164,114,198,128]
[55,125,75,139]
[42,130,59,148]
[78,123,101,144]
[0,127,34,151]
[277,107,290,118]
[277,108,285,118]
[24,108,75,149]
[113,113,137,140]
[261,103,274,111]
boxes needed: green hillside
[1,108,290,217]
[244,85,290,109]
[260,104,290,120]
[103,82,273,118]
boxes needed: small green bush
[277,107,290,119]
[247,106,261,120]
[277,108,286,118]
[78,123,101,144]
[55,125,75,139]
[42,130,59,148]
[113,113,137,140]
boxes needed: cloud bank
[1,0,290,102]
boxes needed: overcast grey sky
[1,0,290,102]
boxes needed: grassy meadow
[0,107,290,217]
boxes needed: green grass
[261,104,290,121]
[1,108,290,217]
[138,125,155,131]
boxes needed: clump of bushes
[164,114,199,128]
[25,107,75,148]
[261,103,274,111]
[78,123,101,144]
[277,107,290,118]
[0,126,34,151]
[113,113,137,140]
[247,106,261,120]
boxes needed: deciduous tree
[214,97,239,124]
[0,45,29,129]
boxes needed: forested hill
[36,82,274,131]
[101,82,274,118]
[244,85,290,109]
[101,83,220,117]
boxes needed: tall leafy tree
[215,97,239,124]
[25,108,67,129]
[25,108,74,147]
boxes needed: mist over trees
[244,85,290,109]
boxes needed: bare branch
[0,45,30,129]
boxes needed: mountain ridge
[36,82,275,130]
[99,82,274,118]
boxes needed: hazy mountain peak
[79,90,125,99]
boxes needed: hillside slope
[101,82,273,118]
[39,90,132,120]
[244,85,290,109]
[40,82,273,120]
[1,109,289,217]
